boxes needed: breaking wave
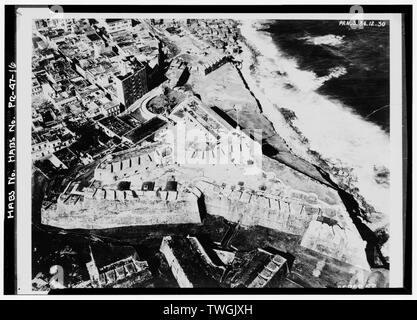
[238,20,390,215]
[300,34,345,46]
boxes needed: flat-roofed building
[102,19,132,38]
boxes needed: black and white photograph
[2,3,412,298]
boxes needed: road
[121,86,163,118]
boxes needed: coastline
[29,17,394,289]
[236,20,390,225]
[264,20,390,132]
[236,31,313,161]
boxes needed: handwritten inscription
[7,62,16,219]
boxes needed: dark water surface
[264,20,390,132]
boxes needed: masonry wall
[41,190,201,229]
[203,191,317,236]
[93,147,171,182]
[300,221,369,270]
[196,181,369,270]
[160,237,193,288]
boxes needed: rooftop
[90,243,138,270]
[123,117,167,144]
[98,115,134,137]
[86,32,102,42]
[105,18,125,24]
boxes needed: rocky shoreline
[231,36,389,268]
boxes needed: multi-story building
[114,57,148,108]
[101,18,132,40]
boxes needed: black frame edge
[7,4,412,295]
[4,4,18,295]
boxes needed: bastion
[41,182,202,229]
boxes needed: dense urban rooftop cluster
[31,18,163,169]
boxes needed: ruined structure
[227,248,289,288]
[86,244,153,288]
[160,236,225,288]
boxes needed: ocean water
[265,20,390,132]
[238,20,390,216]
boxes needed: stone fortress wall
[41,181,201,229]
[94,144,173,182]
[196,179,323,235]
[195,179,368,270]
[160,236,194,288]
[41,93,369,269]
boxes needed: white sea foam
[316,66,348,86]
[300,34,345,46]
[238,20,390,216]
